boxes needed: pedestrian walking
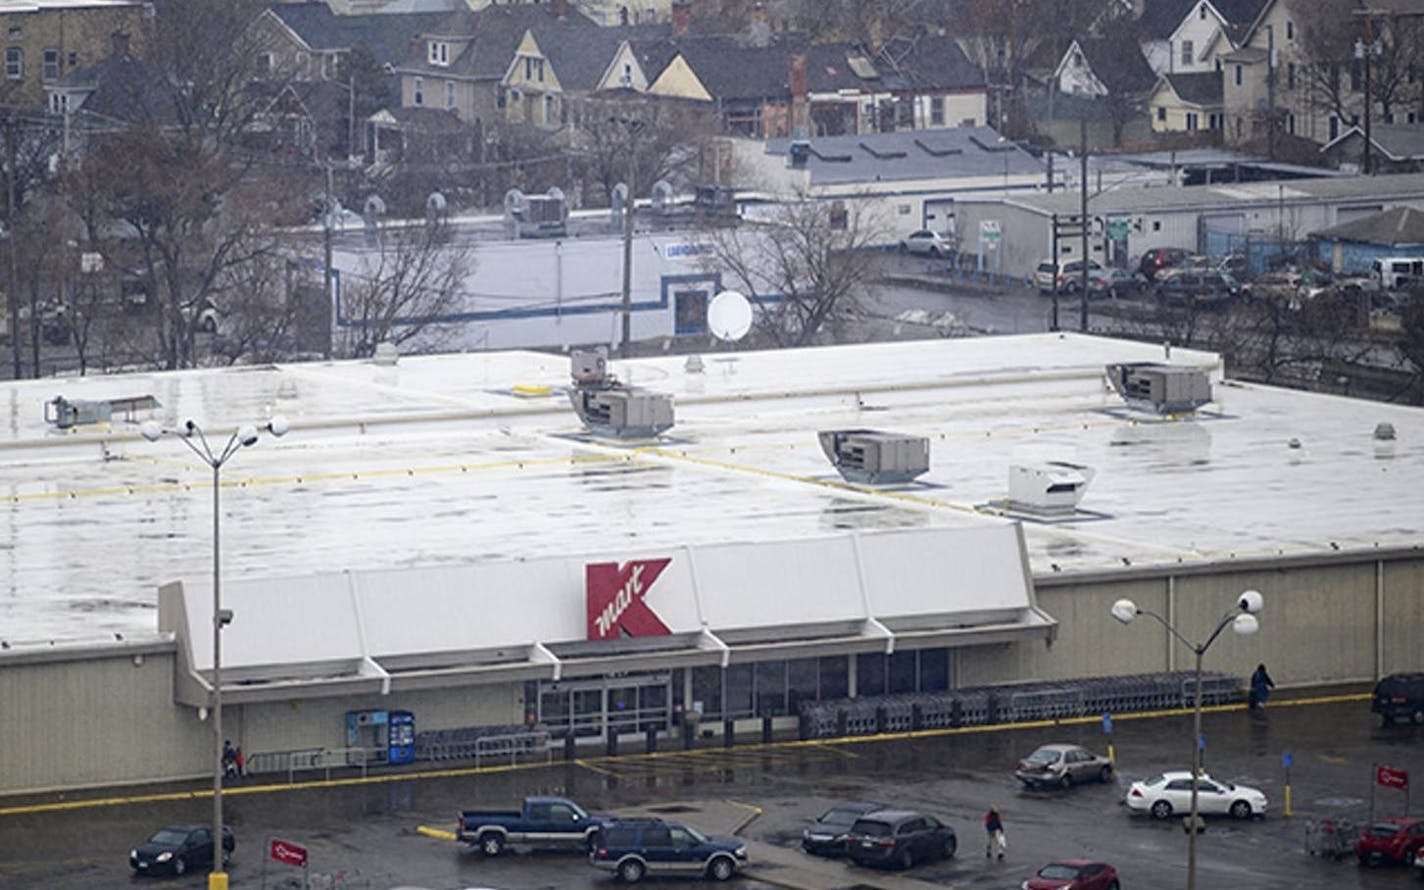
[1249,663,1275,710]
[234,746,246,779]
[984,806,1006,860]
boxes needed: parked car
[1371,672,1424,725]
[1022,859,1121,890]
[1356,818,1424,866]
[1412,846,1424,877]
[1086,267,1142,299]
[458,796,605,855]
[844,809,957,870]
[1125,771,1267,820]
[900,230,954,257]
[1014,743,1114,790]
[589,818,747,883]
[1035,258,1104,293]
[802,801,885,856]
[130,824,235,876]
[1152,269,1244,307]
[1138,247,1192,281]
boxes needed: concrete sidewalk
[610,798,955,890]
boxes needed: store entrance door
[537,673,672,741]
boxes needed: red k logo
[586,558,672,641]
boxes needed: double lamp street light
[140,415,290,890]
[1110,589,1263,890]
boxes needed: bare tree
[702,195,886,347]
[1295,0,1424,127]
[337,218,475,357]
[577,98,718,206]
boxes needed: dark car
[801,801,885,856]
[130,824,235,876]
[590,818,747,883]
[1023,859,1120,890]
[1371,672,1424,725]
[1356,817,1424,866]
[844,809,956,870]
[1152,269,1242,307]
[1015,743,1114,790]
[1139,247,1191,281]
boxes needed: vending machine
[388,710,415,764]
[346,709,416,764]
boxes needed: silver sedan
[1014,743,1114,790]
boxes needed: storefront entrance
[537,673,672,740]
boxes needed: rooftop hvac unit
[1008,462,1095,515]
[45,394,161,429]
[1106,363,1211,414]
[570,350,609,386]
[818,429,930,485]
[572,388,674,439]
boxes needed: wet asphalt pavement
[2,696,1422,890]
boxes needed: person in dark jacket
[984,807,1006,860]
[1249,664,1275,709]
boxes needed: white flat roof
[4,333,1422,646]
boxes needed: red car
[1022,859,1120,890]
[1138,247,1191,281]
[1356,817,1424,866]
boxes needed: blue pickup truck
[457,796,605,856]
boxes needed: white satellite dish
[708,290,752,342]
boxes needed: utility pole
[4,110,18,379]
[323,160,334,361]
[1363,20,1375,176]
[1079,117,1089,333]
[617,117,642,356]
[1266,25,1276,160]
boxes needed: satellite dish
[504,188,526,217]
[651,179,674,213]
[362,194,386,218]
[425,191,447,225]
[708,290,752,342]
[611,182,629,211]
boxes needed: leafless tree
[1295,0,1424,127]
[336,218,475,357]
[701,194,886,347]
[577,98,718,206]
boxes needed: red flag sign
[586,558,672,641]
[1376,765,1409,790]
[269,838,308,867]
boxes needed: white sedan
[1125,770,1268,820]
[899,230,954,257]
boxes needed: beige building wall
[1,3,147,106]
[649,56,711,102]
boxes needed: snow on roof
[4,333,1423,647]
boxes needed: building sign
[664,243,713,260]
[1376,765,1409,790]
[586,558,672,641]
[269,838,308,867]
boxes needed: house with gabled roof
[0,0,147,108]
[1053,36,1158,99]
[1322,124,1424,174]
[1162,0,1268,74]
[255,2,452,82]
[44,31,170,129]
[1148,70,1223,133]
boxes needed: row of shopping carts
[1303,818,1359,860]
[797,671,1243,740]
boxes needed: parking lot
[2,694,1421,889]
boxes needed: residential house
[1310,205,1424,273]
[1,0,147,108]
[254,3,452,81]
[1136,0,1197,74]
[1162,0,1267,74]
[1149,71,1223,132]
[1053,36,1159,98]
[645,34,807,137]
[876,32,987,132]
[1322,123,1424,173]
[570,0,673,26]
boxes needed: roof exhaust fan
[1106,362,1211,414]
[568,350,674,439]
[818,429,929,485]
[1008,462,1095,516]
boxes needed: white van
[1371,257,1424,291]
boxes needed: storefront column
[847,655,858,698]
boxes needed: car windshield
[1145,775,1168,787]
[1038,864,1081,879]
[1370,822,1402,837]
[681,824,708,843]
[819,806,869,827]
[1024,748,1059,765]
[148,829,189,845]
[850,819,892,837]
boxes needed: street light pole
[1111,590,1263,890]
[140,416,289,890]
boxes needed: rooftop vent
[1008,462,1095,516]
[568,350,673,439]
[1106,363,1211,414]
[818,429,929,485]
[45,395,160,429]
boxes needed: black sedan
[130,824,235,876]
[801,801,885,856]
[845,809,957,870]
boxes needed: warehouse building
[2,333,1423,795]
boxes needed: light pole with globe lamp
[140,415,289,890]
[1110,589,1263,890]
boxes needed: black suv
[1372,673,1424,725]
[590,818,748,883]
[844,809,957,870]
[130,825,235,876]
[1152,269,1243,307]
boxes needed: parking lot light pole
[1111,590,1263,890]
[140,415,289,890]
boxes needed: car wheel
[1230,800,1253,819]
[1060,772,1074,789]
[1151,800,1173,820]
[897,847,914,870]
[1412,707,1424,725]
[942,835,957,859]
[929,246,940,257]
[479,832,505,857]
[1099,765,1114,783]
[173,856,187,876]
[618,858,646,883]
[707,856,735,881]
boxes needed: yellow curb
[416,825,458,841]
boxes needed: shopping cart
[1304,818,1358,860]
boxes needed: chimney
[672,0,692,37]
[789,52,809,138]
[111,30,131,57]
[551,0,568,19]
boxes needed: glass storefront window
[692,665,722,720]
[856,653,886,697]
[787,658,819,713]
[725,663,754,718]
[819,656,848,699]
[919,648,950,691]
[754,660,787,716]
[889,650,918,693]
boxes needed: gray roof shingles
[1312,206,1424,246]
[1164,71,1223,106]
[764,126,1042,185]
[269,3,452,68]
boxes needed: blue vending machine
[388,710,415,764]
